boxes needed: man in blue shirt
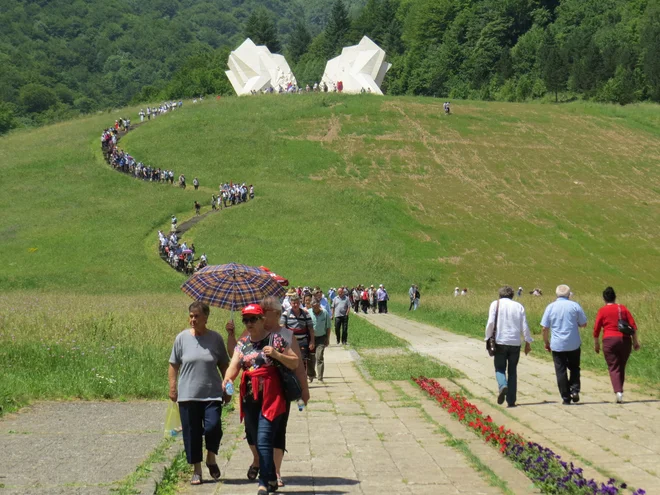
[541,284,588,405]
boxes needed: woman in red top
[223,304,298,495]
[593,287,641,403]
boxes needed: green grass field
[2,94,660,412]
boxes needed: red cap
[242,304,264,316]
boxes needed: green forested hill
[1,0,660,135]
[0,0,365,130]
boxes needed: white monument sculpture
[225,38,297,95]
[321,36,391,95]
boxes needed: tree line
[2,0,659,135]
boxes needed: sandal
[247,465,259,480]
[277,476,285,487]
[190,472,202,485]
[267,480,279,492]
[257,489,268,495]
[206,463,221,481]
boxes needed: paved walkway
[180,347,515,495]
[0,401,168,494]
[360,312,660,492]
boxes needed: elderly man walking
[308,299,331,382]
[332,288,351,345]
[541,285,588,405]
[485,286,532,408]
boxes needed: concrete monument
[225,39,297,95]
[321,36,391,95]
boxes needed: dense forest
[1,0,659,135]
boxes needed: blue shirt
[540,297,587,352]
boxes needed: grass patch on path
[359,351,462,381]
[348,315,408,349]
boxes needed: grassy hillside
[3,95,660,293]
[2,95,660,413]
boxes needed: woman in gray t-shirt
[169,302,230,485]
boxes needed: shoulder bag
[269,333,303,402]
[486,300,500,357]
[617,305,635,336]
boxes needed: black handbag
[486,300,500,357]
[270,334,303,402]
[617,305,635,336]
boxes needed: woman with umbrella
[223,304,298,494]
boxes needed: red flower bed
[414,376,523,452]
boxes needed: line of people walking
[485,284,640,408]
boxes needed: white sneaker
[616,392,623,404]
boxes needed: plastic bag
[164,401,182,438]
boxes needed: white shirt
[485,298,533,346]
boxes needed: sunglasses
[242,317,260,324]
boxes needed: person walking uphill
[408,284,420,311]
[377,285,389,313]
[593,287,641,403]
[541,285,587,405]
[332,288,351,345]
[280,295,315,372]
[485,286,533,408]
[308,299,331,382]
[223,304,299,495]
[168,302,230,485]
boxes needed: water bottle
[225,381,234,396]
[297,399,304,412]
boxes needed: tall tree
[325,0,352,57]
[641,0,660,101]
[288,20,312,64]
[539,31,567,102]
[244,9,281,53]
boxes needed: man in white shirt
[484,286,533,408]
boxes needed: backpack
[361,290,369,301]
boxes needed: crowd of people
[139,101,183,122]
[158,227,207,275]
[168,280,397,490]
[485,284,641,409]
[249,80,357,95]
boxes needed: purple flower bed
[505,441,644,494]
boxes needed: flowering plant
[414,377,644,495]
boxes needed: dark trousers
[552,348,581,401]
[243,400,283,489]
[378,300,388,313]
[361,299,369,314]
[603,337,632,393]
[335,315,348,344]
[493,345,521,406]
[179,401,223,464]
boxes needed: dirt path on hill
[359,312,660,493]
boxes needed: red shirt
[593,304,637,339]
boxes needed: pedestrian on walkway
[223,304,299,495]
[194,201,201,215]
[377,285,389,313]
[369,285,377,313]
[593,287,641,403]
[280,295,315,373]
[193,177,199,190]
[485,286,533,408]
[541,285,587,405]
[308,299,331,382]
[168,302,230,485]
[332,287,351,345]
[225,297,309,489]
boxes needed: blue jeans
[243,400,283,489]
[493,345,520,406]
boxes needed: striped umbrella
[181,263,287,313]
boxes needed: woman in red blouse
[223,304,298,495]
[593,287,641,403]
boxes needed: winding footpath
[359,312,660,493]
